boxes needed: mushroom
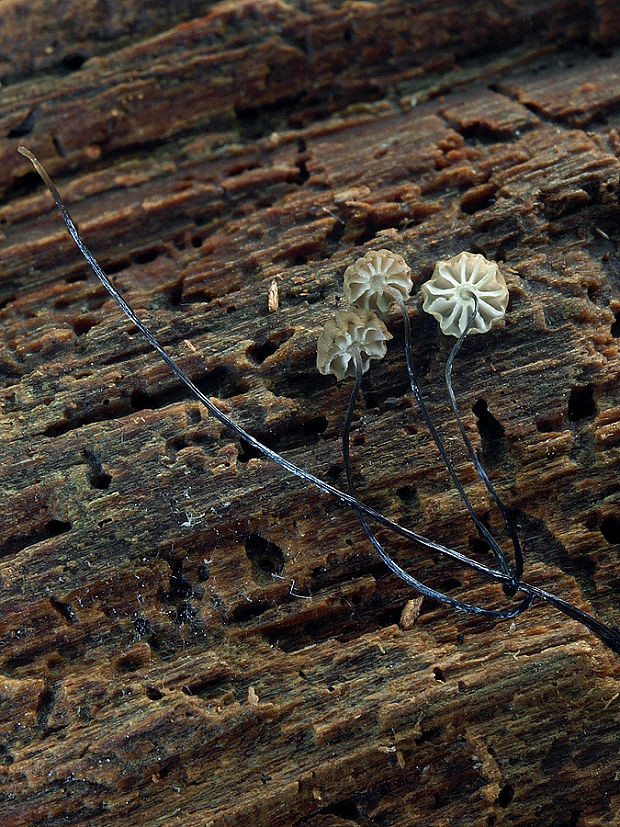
[343,249,413,315]
[389,249,519,587]
[420,251,508,337]
[316,307,391,381]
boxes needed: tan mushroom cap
[317,307,392,381]
[421,251,509,337]
[343,249,413,315]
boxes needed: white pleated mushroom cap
[316,307,392,381]
[421,251,509,337]
[343,249,413,315]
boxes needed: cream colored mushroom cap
[343,249,413,315]
[421,251,509,337]
[317,307,392,381]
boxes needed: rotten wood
[0,2,619,825]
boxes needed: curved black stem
[445,298,524,589]
[342,362,533,618]
[16,147,503,575]
[18,146,620,654]
[520,583,620,653]
[397,298,514,582]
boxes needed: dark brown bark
[0,2,618,825]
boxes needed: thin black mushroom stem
[396,293,521,593]
[17,146,620,654]
[342,352,532,618]
[444,295,523,588]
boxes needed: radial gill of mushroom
[316,307,391,381]
[343,248,413,314]
[421,251,509,337]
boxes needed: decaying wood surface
[0,2,619,825]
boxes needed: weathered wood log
[0,2,618,825]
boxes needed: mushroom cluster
[317,248,509,382]
[316,245,526,616]
[316,249,412,381]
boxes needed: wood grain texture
[0,2,618,825]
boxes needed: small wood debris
[248,685,259,706]
[268,279,279,312]
[399,597,423,630]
